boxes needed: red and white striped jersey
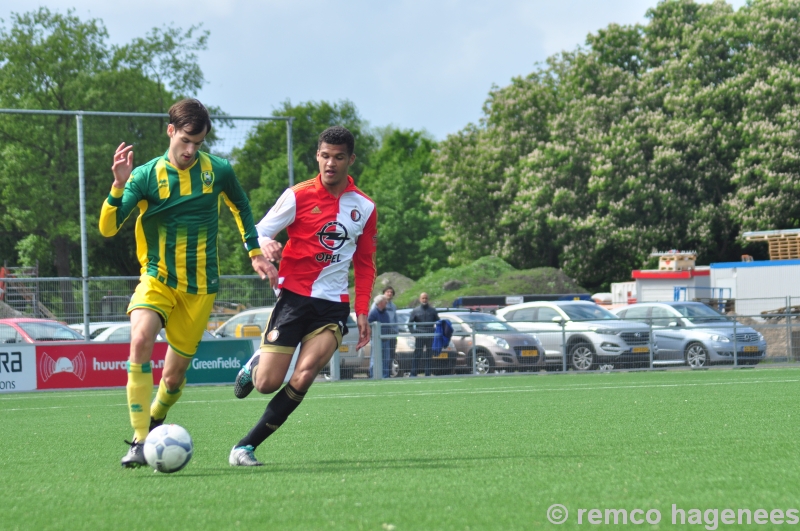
[256,175,378,316]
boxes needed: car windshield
[671,304,729,322]
[18,322,83,341]
[451,313,517,332]
[559,304,619,321]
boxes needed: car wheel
[685,342,710,368]
[569,342,595,371]
[390,358,400,378]
[474,349,494,375]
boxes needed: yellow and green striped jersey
[99,150,261,294]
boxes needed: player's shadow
[138,453,604,478]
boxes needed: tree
[0,8,208,318]
[429,0,800,291]
[358,128,446,279]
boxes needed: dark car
[0,318,84,343]
[439,311,545,374]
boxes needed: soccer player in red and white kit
[229,126,377,466]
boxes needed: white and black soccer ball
[144,424,193,473]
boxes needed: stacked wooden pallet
[743,229,800,260]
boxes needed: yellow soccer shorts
[128,274,216,358]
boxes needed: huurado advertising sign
[36,342,168,390]
[0,344,36,393]
[34,339,255,390]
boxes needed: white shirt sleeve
[256,188,297,245]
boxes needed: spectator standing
[368,294,392,378]
[408,292,439,377]
[372,286,398,372]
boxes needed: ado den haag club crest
[201,170,215,187]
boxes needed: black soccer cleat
[149,416,165,433]
[234,353,260,399]
[120,440,146,468]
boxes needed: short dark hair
[383,286,394,294]
[169,98,212,136]
[318,126,355,155]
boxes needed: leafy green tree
[358,128,446,279]
[0,8,209,280]
[429,0,800,291]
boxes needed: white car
[71,322,216,342]
[495,301,652,371]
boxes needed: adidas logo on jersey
[311,206,322,214]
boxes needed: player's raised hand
[260,239,283,262]
[251,255,278,289]
[355,313,371,350]
[111,142,134,188]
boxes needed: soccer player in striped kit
[229,126,377,466]
[100,99,276,467]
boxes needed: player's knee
[254,377,281,395]
[129,334,155,360]
[162,372,184,391]
[291,368,316,392]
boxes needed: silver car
[495,301,652,371]
[611,302,767,368]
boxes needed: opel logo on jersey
[351,209,361,222]
[316,221,349,251]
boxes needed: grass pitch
[1,368,798,531]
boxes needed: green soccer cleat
[233,353,260,399]
[229,445,263,466]
[120,440,146,468]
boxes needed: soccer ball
[143,424,193,473]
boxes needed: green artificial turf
[1,367,799,531]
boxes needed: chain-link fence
[0,275,276,328]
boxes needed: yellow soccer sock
[150,377,186,421]
[126,362,153,442]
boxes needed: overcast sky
[6,1,747,140]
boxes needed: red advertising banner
[36,343,168,390]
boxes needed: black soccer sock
[236,383,306,449]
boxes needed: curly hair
[318,125,355,155]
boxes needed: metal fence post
[561,321,567,372]
[787,296,792,362]
[76,113,91,339]
[649,321,654,369]
[733,319,738,367]
[286,118,294,187]
[471,328,477,374]
[330,349,340,381]
[371,320,382,380]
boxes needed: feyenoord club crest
[267,329,280,342]
[350,209,361,222]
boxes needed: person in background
[368,294,392,378]
[407,292,439,377]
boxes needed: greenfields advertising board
[185,339,256,384]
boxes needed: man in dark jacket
[408,293,439,377]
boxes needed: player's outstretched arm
[100,142,139,237]
[250,255,278,289]
[356,313,371,350]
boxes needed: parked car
[379,309,462,376]
[611,302,767,367]
[495,301,652,371]
[69,321,125,340]
[0,318,84,343]
[75,322,217,342]
[212,307,274,338]
[435,311,544,374]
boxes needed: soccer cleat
[234,353,260,399]
[120,440,146,468]
[229,445,263,466]
[149,416,165,432]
